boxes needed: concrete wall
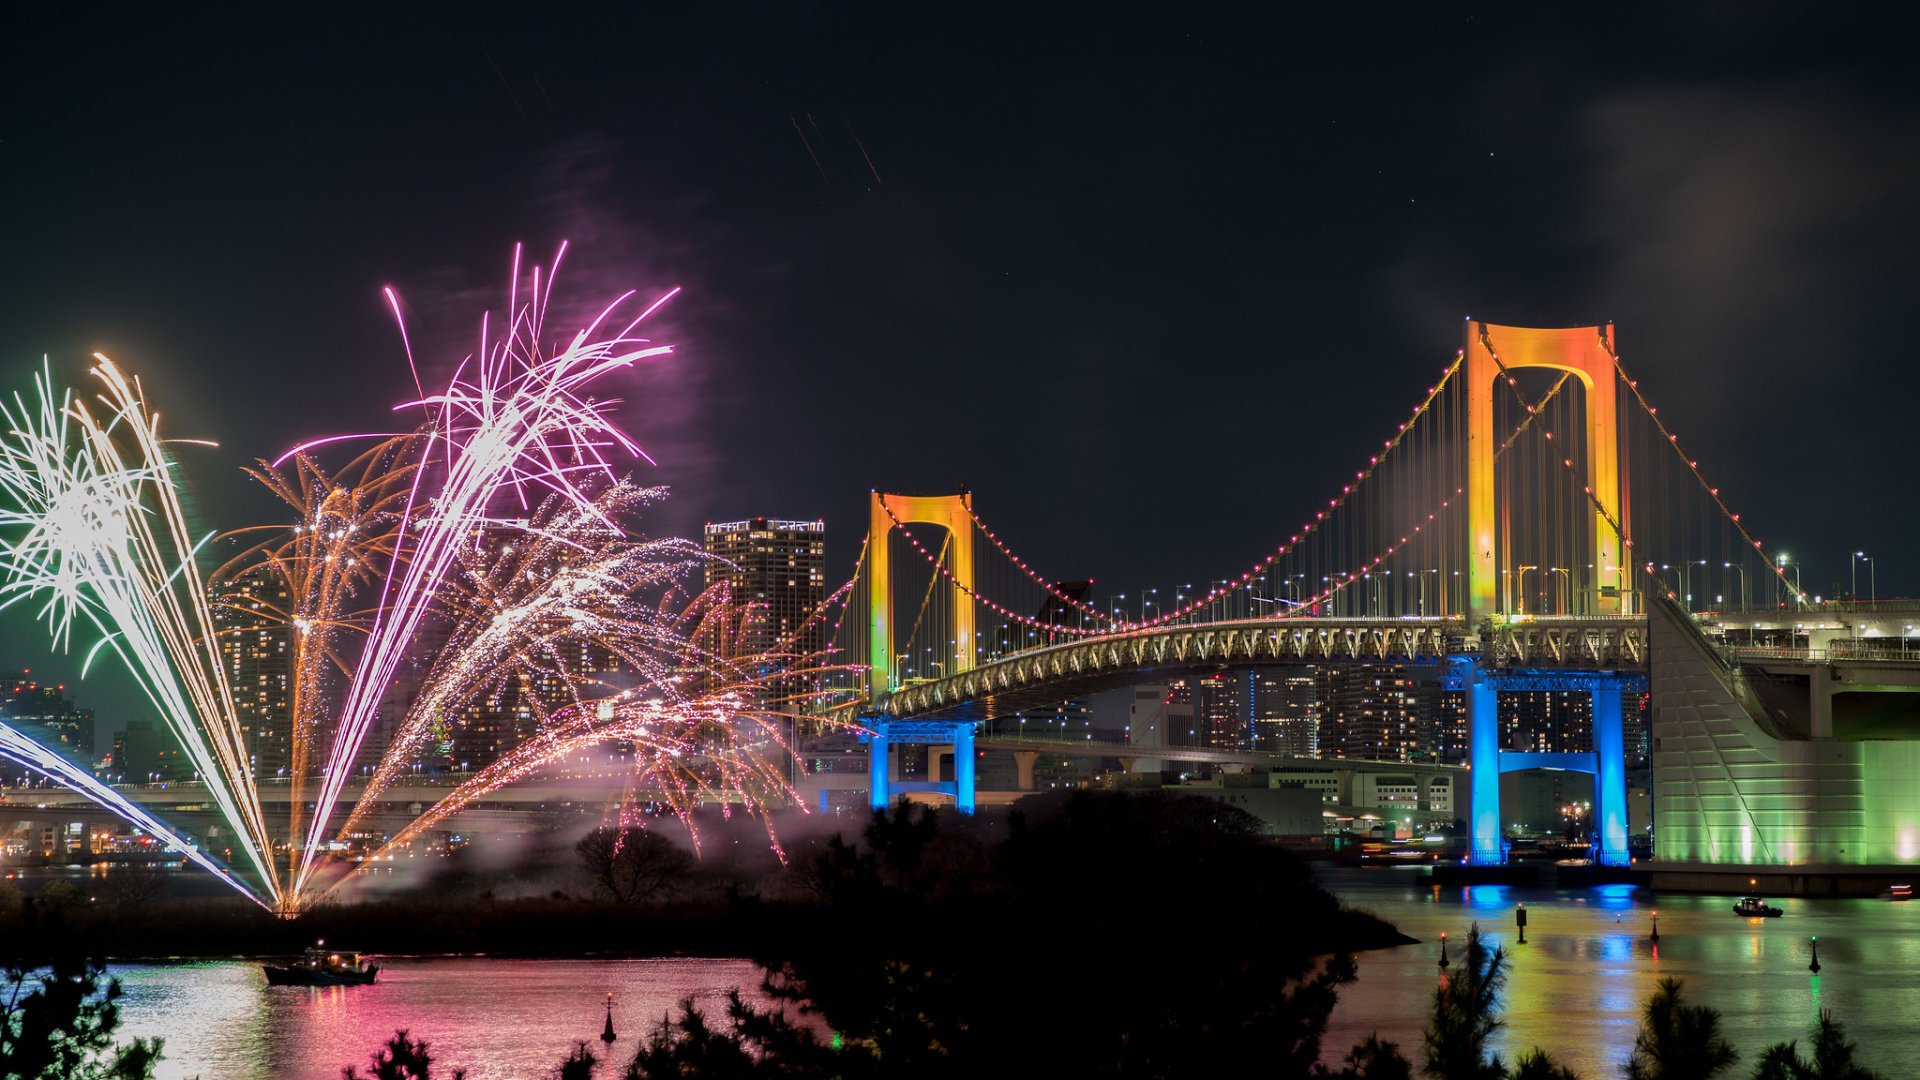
[1652,598,1920,865]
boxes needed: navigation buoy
[1438,931,1450,970]
[1809,936,1821,974]
[1650,911,1660,943]
[603,993,617,1045]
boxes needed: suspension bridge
[799,320,1920,873]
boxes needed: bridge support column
[954,725,975,815]
[1592,684,1630,867]
[1468,672,1503,866]
[927,747,942,784]
[1015,751,1039,791]
[868,730,891,812]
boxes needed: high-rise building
[214,572,293,778]
[1241,667,1320,757]
[1323,664,1423,761]
[1194,671,1243,750]
[0,670,93,765]
[702,519,827,670]
[1501,691,1593,754]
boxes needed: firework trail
[212,435,419,875]
[293,245,679,898]
[0,721,262,902]
[0,359,279,904]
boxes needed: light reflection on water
[1323,868,1920,1077]
[114,957,769,1080]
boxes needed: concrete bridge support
[1463,662,1643,867]
[865,718,976,814]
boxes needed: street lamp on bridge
[1515,565,1538,616]
[1853,551,1875,606]
[1725,562,1746,613]
[1547,567,1571,614]
[1681,559,1706,614]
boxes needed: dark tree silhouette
[1423,923,1508,1080]
[555,1041,597,1080]
[1626,978,1737,1080]
[1750,1010,1886,1080]
[576,826,696,905]
[343,1029,466,1080]
[98,861,172,910]
[0,956,163,1079]
[1319,1033,1413,1079]
[1510,1048,1583,1080]
[622,992,851,1080]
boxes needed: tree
[1320,1034,1413,1080]
[555,1041,597,1080]
[1423,923,1507,1080]
[1749,1010,1885,1080]
[621,992,854,1080]
[343,1029,466,1080]
[576,826,696,905]
[1509,1049,1582,1080]
[99,861,171,910]
[1626,978,1737,1080]
[0,956,163,1080]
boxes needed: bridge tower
[865,491,978,813]
[1464,321,1629,622]
[1463,323,1632,867]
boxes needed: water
[1319,868,1920,1076]
[104,871,1920,1077]
[114,957,769,1080]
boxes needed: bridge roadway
[890,615,1652,719]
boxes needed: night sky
[3,4,1919,720]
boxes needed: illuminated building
[1501,691,1593,754]
[703,518,827,680]
[1241,668,1319,756]
[1324,665,1422,761]
[0,671,93,765]
[1194,671,1242,749]
[213,573,293,778]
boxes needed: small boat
[1733,896,1783,918]
[1889,884,1913,902]
[263,942,379,986]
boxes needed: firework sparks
[294,245,680,899]
[0,359,280,904]
[0,247,867,915]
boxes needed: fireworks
[0,248,863,913]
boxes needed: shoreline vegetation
[0,790,1412,966]
[1,793,1893,1078]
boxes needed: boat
[1733,896,1783,918]
[1890,884,1913,901]
[263,942,379,986]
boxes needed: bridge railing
[1730,642,1920,664]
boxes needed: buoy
[1809,936,1821,974]
[1650,911,1660,943]
[603,993,617,1044]
[1438,931,1450,970]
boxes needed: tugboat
[1733,896,1783,918]
[263,940,379,986]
